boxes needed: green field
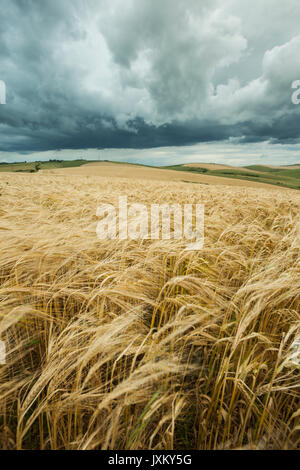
[0,159,91,173]
[163,164,300,190]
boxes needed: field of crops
[0,172,299,450]
[1,160,300,190]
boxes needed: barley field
[0,172,299,450]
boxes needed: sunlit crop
[0,173,299,450]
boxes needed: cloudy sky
[1,0,300,165]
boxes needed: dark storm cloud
[1,0,300,155]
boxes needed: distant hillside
[0,159,299,190]
[164,163,300,190]
[0,159,92,173]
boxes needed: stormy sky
[1,0,300,165]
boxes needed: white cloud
[99,0,248,123]
[2,140,300,167]
[206,35,300,125]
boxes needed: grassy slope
[0,160,92,173]
[164,164,300,190]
